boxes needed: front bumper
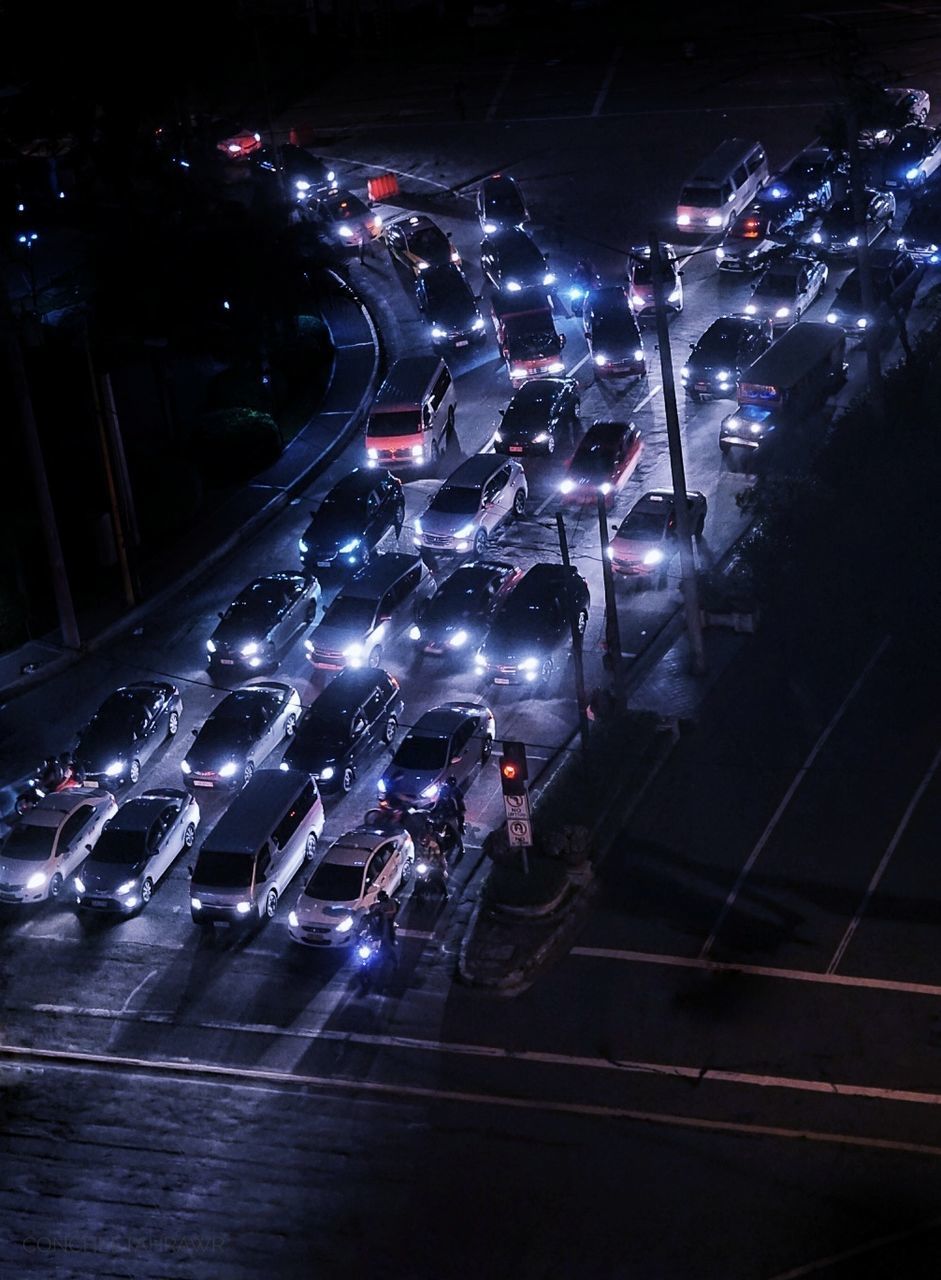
[289,920,355,947]
[77,891,137,913]
[191,901,257,924]
[594,358,645,378]
[186,774,241,791]
[475,662,540,685]
[0,884,45,904]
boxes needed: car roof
[328,468,384,500]
[410,702,478,736]
[107,796,174,831]
[312,667,390,713]
[392,213,440,234]
[18,787,108,826]
[198,769,314,857]
[442,453,508,488]
[321,828,389,867]
[632,490,674,514]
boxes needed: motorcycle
[563,258,602,317]
[412,850,449,906]
[356,917,394,993]
[14,756,85,816]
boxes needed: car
[383,213,462,279]
[681,314,774,401]
[608,489,708,586]
[582,286,645,376]
[181,682,302,791]
[74,682,183,788]
[409,561,523,658]
[314,189,383,247]
[493,377,580,455]
[491,287,566,383]
[305,552,432,671]
[207,573,322,677]
[807,191,895,257]
[214,123,263,161]
[298,469,405,575]
[75,789,200,913]
[559,420,643,506]
[280,667,404,795]
[876,126,941,190]
[251,143,338,197]
[716,203,815,273]
[627,245,683,312]
[765,146,849,210]
[476,173,529,234]
[287,825,415,948]
[475,563,590,687]
[415,454,527,564]
[861,87,931,143]
[0,787,118,904]
[480,227,554,292]
[825,249,923,340]
[744,254,828,329]
[896,189,941,263]
[378,701,495,809]
[415,264,487,348]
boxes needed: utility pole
[555,512,591,755]
[596,493,625,704]
[846,107,885,416]
[648,230,706,676]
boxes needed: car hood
[211,615,272,648]
[186,737,251,772]
[381,766,445,804]
[483,623,560,662]
[302,512,358,554]
[431,295,476,328]
[293,896,362,927]
[310,623,365,652]
[80,859,146,892]
[0,857,46,885]
[284,736,342,772]
[421,508,478,539]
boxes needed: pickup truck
[491,287,566,384]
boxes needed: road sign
[502,790,531,826]
[507,817,533,847]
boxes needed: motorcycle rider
[365,890,399,971]
[418,830,449,900]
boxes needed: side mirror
[187,865,194,877]
[85,843,93,852]
[217,611,225,620]
[451,756,462,765]
[560,333,567,349]
[191,728,199,736]
[610,524,618,535]
[689,341,696,349]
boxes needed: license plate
[509,445,523,453]
[219,658,234,665]
[193,780,213,788]
[494,677,510,685]
[90,898,110,909]
[695,383,709,391]
[318,560,333,568]
[455,339,469,348]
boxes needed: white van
[365,355,456,471]
[676,140,769,233]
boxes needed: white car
[288,826,414,947]
[0,786,118,904]
[744,255,828,329]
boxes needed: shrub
[192,407,283,484]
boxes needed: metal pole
[596,493,625,703]
[83,327,135,607]
[648,230,706,676]
[846,108,884,416]
[556,512,591,755]
[99,371,141,550]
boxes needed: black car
[410,560,522,658]
[280,667,404,795]
[681,314,774,401]
[251,144,337,197]
[383,213,461,279]
[858,87,931,144]
[182,682,301,791]
[825,248,923,340]
[716,204,812,273]
[75,682,183,787]
[415,264,486,348]
[493,377,580,456]
[767,146,849,210]
[475,563,590,687]
[583,286,645,377]
[480,228,554,293]
[807,191,895,256]
[476,173,529,234]
[299,469,405,574]
[207,573,321,677]
[897,189,941,263]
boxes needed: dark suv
[682,315,773,401]
[299,469,405,574]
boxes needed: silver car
[744,255,828,330]
[0,786,118,904]
[377,700,496,809]
[415,454,527,564]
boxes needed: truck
[719,321,846,455]
[491,287,566,383]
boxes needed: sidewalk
[0,270,381,704]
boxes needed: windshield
[304,861,364,901]
[2,825,57,861]
[78,715,134,753]
[91,830,147,864]
[194,849,254,888]
[825,204,855,232]
[196,716,255,751]
[316,492,364,526]
[322,597,377,632]
[294,713,346,747]
[408,225,447,259]
[226,584,281,619]
[430,486,480,516]
[756,273,796,298]
[696,322,743,357]
[393,733,450,771]
[594,314,635,344]
[681,187,723,207]
[368,411,420,438]
[836,275,864,305]
[619,511,665,538]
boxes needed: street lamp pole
[648,229,706,676]
[17,232,39,311]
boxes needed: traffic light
[499,740,528,796]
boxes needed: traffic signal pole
[556,512,591,754]
[500,740,532,875]
[596,494,625,705]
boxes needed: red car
[558,420,644,507]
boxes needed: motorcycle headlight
[449,629,469,648]
[236,901,252,914]
[472,317,484,330]
[104,760,123,777]
[339,538,360,554]
[422,782,441,800]
[408,625,422,641]
[240,641,259,657]
[218,761,238,778]
[298,538,308,554]
[181,760,191,775]
[207,638,217,653]
[116,879,137,895]
[431,326,447,339]
[335,915,354,934]
[505,280,522,293]
[643,549,664,566]
[25,871,48,891]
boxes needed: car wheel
[167,710,179,737]
[473,529,488,558]
[368,645,382,669]
[129,759,141,785]
[400,855,414,885]
[695,515,706,539]
[446,404,455,432]
[394,502,406,536]
[513,489,526,518]
[49,873,63,900]
[140,877,154,906]
[183,823,196,849]
[539,658,554,686]
[576,609,588,636]
[264,888,278,920]
[545,432,555,456]
[341,766,355,793]
[481,733,493,764]
[384,715,397,745]
[284,714,297,739]
[304,831,318,862]
[430,439,440,465]
[243,762,255,788]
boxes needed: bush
[192,407,283,484]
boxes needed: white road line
[568,351,591,377]
[699,634,892,959]
[486,59,517,122]
[119,968,158,1014]
[535,490,559,517]
[766,1214,941,1280]
[591,45,622,118]
[571,945,941,999]
[828,742,941,975]
[633,383,663,412]
[4,1040,941,1159]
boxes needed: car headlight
[600,483,612,495]
[422,782,441,800]
[857,317,868,328]
[191,897,202,910]
[218,762,238,778]
[344,643,364,660]
[295,179,310,193]
[367,448,378,460]
[848,236,859,248]
[747,247,762,259]
[431,326,447,339]
[411,444,424,457]
[707,215,722,227]
[319,765,335,781]
[75,876,86,893]
[241,641,259,657]
[371,214,383,229]
[559,478,575,494]
[472,317,484,330]
[533,432,548,443]
[414,518,423,536]
[339,225,354,238]
[288,910,299,927]
[906,167,920,181]
[715,247,725,261]
[417,862,429,876]
[449,629,469,648]
[25,871,48,891]
[326,169,336,183]
[826,312,838,324]
[744,303,757,315]
[181,760,191,774]
[377,778,387,793]
[505,280,522,292]
[298,538,308,554]
[408,624,422,641]
[511,366,527,378]
[811,232,822,244]
[668,288,681,303]
[643,549,664,566]
[116,879,137,895]
[104,760,123,777]
[775,307,790,319]
[594,354,608,367]
[633,349,644,362]
[335,915,354,933]
[630,292,645,308]
[519,657,539,671]
[207,638,217,654]
[677,214,690,226]
[543,272,556,286]
[417,258,430,270]
[236,901,252,914]
[716,369,731,380]
[680,365,689,380]
[454,522,476,539]
[750,422,762,434]
[483,221,497,233]
[494,430,504,442]
[339,538,361,554]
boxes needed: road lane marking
[766,1213,941,1280]
[591,46,622,117]
[486,59,517,122]
[634,383,663,412]
[568,351,591,377]
[699,634,892,959]
[119,968,158,1014]
[4,1040,941,1159]
[828,742,941,975]
[571,945,941,999]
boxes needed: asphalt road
[3,31,941,1279]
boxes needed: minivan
[415,454,527,565]
[365,355,456,471]
[189,769,324,926]
[676,140,769,233]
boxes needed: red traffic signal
[499,740,528,795]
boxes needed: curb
[0,272,381,706]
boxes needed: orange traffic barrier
[367,173,399,202]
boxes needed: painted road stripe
[571,945,941,999]
[15,1010,941,1109]
[3,1040,941,1160]
[828,742,941,975]
[591,46,622,118]
[699,634,892,959]
[634,383,663,412]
